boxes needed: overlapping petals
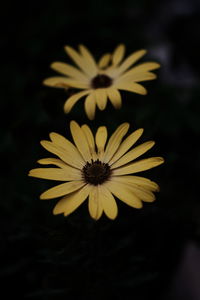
[43,44,160,119]
[29,121,164,220]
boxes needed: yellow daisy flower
[29,121,164,220]
[43,44,160,120]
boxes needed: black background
[1,0,200,299]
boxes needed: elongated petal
[40,140,84,169]
[111,177,156,202]
[98,53,111,69]
[129,185,156,202]
[112,44,125,66]
[43,76,71,88]
[79,44,98,77]
[111,175,159,191]
[50,62,89,81]
[49,132,85,167]
[43,76,88,89]
[95,89,107,110]
[37,158,68,168]
[113,157,164,175]
[40,180,85,200]
[117,49,147,73]
[81,124,95,151]
[110,49,147,77]
[59,79,88,89]
[37,158,82,179]
[53,184,91,215]
[64,90,91,113]
[99,185,118,219]
[109,128,144,165]
[106,88,122,109]
[70,121,92,162]
[115,72,157,84]
[81,125,97,160]
[65,46,95,77]
[103,123,130,163]
[28,168,78,181]
[84,93,96,120]
[95,126,107,154]
[111,141,155,168]
[114,81,147,95]
[129,62,160,73]
[105,181,142,208]
[88,186,103,220]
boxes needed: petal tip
[42,79,49,86]
[139,128,144,134]
[50,62,57,68]
[70,120,79,127]
[40,140,46,147]
[28,171,32,177]
[142,89,148,95]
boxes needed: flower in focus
[29,121,164,220]
[43,44,160,120]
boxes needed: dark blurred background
[1,0,200,299]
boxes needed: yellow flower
[29,121,164,220]
[43,44,160,120]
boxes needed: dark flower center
[82,159,111,185]
[91,74,112,89]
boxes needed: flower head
[29,121,164,220]
[43,44,160,120]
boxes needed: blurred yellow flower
[43,44,160,120]
[29,121,164,220]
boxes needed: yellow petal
[40,180,85,200]
[84,93,96,120]
[111,177,156,202]
[81,124,97,160]
[130,62,160,73]
[115,72,157,84]
[37,158,82,179]
[111,175,159,191]
[114,81,147,95]
[112,44,126,66]
[103,123,130,163]
[113,157,164,175]
[106,88,122,109]
[49,132,85,167]
[111,49,147,76]
[99,185,118,219]
[111,141,155,168]
[50,62,89,81]
[53,184,91,216]
[105,181,142,208]
[95,89,107,110]
[40,140,84,169]
[65,45,95,77]
[64,90,91,113]
[79,44,98,77]
[129,185,156,202]
[70,121,92,162]
[37,158,68,168]
[28,168,78,181]
[109,128,144,165]
[88,185,103,220]
[95,126,107,156]
[98,53,111,69]
[43,76,70,88]
[81,124,95,150]
[43,76,88,89]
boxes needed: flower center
[91,74,112,89]
[82,159,111,185]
